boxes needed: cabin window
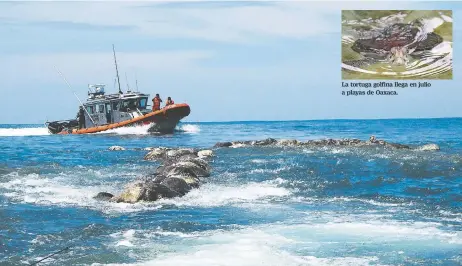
[120,101,128,112]
[98,104,104,113]
[112,101,119,111]
[138,98,147,109]
[86,106,94,114]
[121,99,137,111]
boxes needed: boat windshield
[120,99,137,112]
[138,98,147,109]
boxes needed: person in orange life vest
[165,97,174,106]
[152,94,162,111]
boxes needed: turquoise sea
[0,119,461,265]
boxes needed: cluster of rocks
[94,148,213,203]
[98,136,439,204]
[214,136,440,151]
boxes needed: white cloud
[0,1,424,43]
[1,51,213,87]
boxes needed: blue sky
[0,1,460,123]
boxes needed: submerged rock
[214,142,233,148]
[276,139,299,146]
[165,148,197,159]
[173,161,211,177]
[213,136,436,151]
[163,154,199,166]
[255,138,277,146]
[165,165,199,179]
[152,174,168,184]
[109,146,125,151]
[93,192,114,201]
[111,180,180,203]
[160,177,191,196]
[99,147,213,204]
[144,147,170,161]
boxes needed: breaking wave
[178,124,200,133]
[96,124,200,135]
[0,127,49,137]
[98,218,460,266]
[98,124,152,135]
[0,169,291,214]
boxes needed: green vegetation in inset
[342,10,411,21]
[342,44,362,61]
[434,22,452,42]
[403,10,438,23]
[440,10,452,17]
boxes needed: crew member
[165,97,174,106]
[152,93,162,111]
[77,106,85,129]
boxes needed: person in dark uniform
[77,106,85,129]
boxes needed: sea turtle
[343,21,443,68]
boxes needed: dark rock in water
[180,176,201,188]
[143,182,181,201]
[163,166,201,188]
[163,154,199,167]
[165,149,197,159]
[255,138,277,146]
[276,139,300,146]
[214,141,233,148]
[108,146,125,151]
[177,154,200,161]
[165,165,198,178]
[213,136,425,151]
[174,161,211,177]
[93,192,114,201]
[186,158,211,172]
[385,142,410,149]
[161,177,191,196]
[156,157,210,178]
[112,180,180,203]
[114,147,213,203]
[155,165,167,175]
[238,140,254,145]
[152,174,168,184]
[144,148,171,161]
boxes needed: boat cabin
[82,84,151,128]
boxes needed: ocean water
[0,119,461,266]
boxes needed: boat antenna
[135,72,139,92]
[112,44,122,94]
[54,66,97,125]
[125,72,130,91]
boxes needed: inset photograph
[342,10,452,80]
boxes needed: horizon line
[182,115,462,123]
[8,115,461,125]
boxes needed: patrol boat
[45,46,190,135]
[46,85,190,135]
